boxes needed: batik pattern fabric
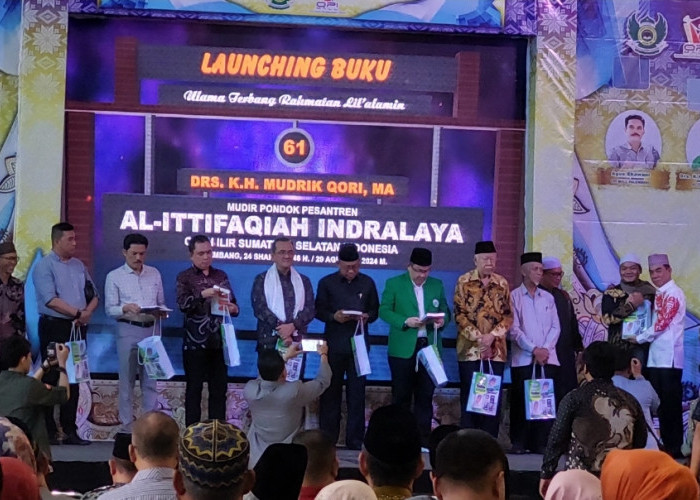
[453,270,512,362]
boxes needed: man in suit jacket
[379,247,451,444]
[244,343,331,467]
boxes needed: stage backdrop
[64,18,527,381]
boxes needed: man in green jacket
[379,247,451,444]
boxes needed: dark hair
[271,237,292,254]
[123,233,149,250]
[583,341,616,379]
[0,335,31,370]
[257,350,285,381]
[427,424,460,469]
[113,456,137,475]
[613,346,634,372]
[188,235,210,254]
[132,411,179,461]
[51,222,74,243]
[625,114,645,128]
[365,452,420,488]
[433,429,507,492]
[292,430,336,482]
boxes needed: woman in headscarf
[601,449,699,500]
[315,480,378,500]
[544,469,602,500]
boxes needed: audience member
[601,448,698,500]
[0,416,36,471]
[315,480,378,500]
[244,443,307,500]
[0,457,39,500]
[539,342,646,498]
[429,429,506,500]
[244,343,330,467]
[175,420,255,500]
[0,335,69,458]
[544,469,601,500]
[81,433,136,499]
[292,430,338,500]
[426,425,460,470]
[99,411,179,500]
[611,348,660,450]
[359,405,424,500]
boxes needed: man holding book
[379,247,451,445]
[105,233,168,430]
[315,243,379,449]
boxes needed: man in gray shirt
[612,347,661,450]
[32,222,98,446]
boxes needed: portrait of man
[607,113,660,169]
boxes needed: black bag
[84,279,96,303]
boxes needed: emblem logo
[674,15,700,60]
[625,12,668,56]
[267,0,291,9]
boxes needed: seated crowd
[1,335,700,500]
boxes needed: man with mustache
[607,114,660,169]
[105,233,167,430]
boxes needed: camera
[46,342,57,359]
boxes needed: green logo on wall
[625,12,668,57]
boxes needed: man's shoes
[63,432,91,446]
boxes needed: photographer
[0,335,69,458]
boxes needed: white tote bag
[417,325,448,387]
[351,318,371,377]
[66,323,90,384]
[137,321,175,380]
[221,309,241,367]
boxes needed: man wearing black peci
[315,243,379,449]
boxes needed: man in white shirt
[105,234,166,430]
[508,252,560,454]
[634,253,686,457]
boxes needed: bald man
[99,411,179,500]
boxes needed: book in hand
[140,305,173,314]
[420,312,445,323]
[341,310,364,317]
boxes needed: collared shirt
[612,375,660,450]
[373,485,413,500]
[105,263,165,321]
[453,269,512,362]
[637,279,686,368]
[251,268,315,350]
[33,250,96,318]
[0,275,24,340]
[412,280,427,338]
[98,467,176,500]
[509,283,560,367]
[175,265,236,350]
[315,271,379,354]
[0,369,68,458]
[608,143,659,169]
[541,378,647,479]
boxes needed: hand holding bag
[65,323,90,384]
[351,317,372,377]
[221,308,241,367]
[137,319,175,380]
[524,364,556,420]
[466,360,502,416]
[417,324,448,387]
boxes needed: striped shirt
[97,467,176,500]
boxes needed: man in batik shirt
[453,240,512,437]
[0,242,24,343]
[601,253,655,364]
